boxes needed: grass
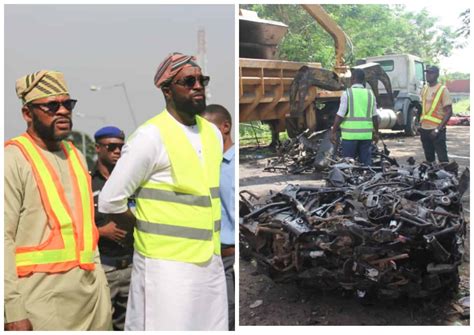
[453,98,470,115]
[239,122,289,147]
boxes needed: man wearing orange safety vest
[4,70,112,330]
[419,65,453,163]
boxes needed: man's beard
[32,113,72,142]
[172,89,206,117]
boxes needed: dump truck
[239,5,425,139]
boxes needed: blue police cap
[94,126,125,141]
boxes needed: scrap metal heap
[264,129,396,174]
[240,161,469,300]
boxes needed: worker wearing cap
[98,52,228,330]
[419,65,453,163]
[90,126,134,330]
[4,70,112,330]
[331,68,379,165]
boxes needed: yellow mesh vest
[134,110,222,263]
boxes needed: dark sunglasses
[98,143,124,152]
[28,99,77,114]
[173,75,210,88]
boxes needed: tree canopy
[68,131,96,169]
[242,4,467,70]
[457,9,470,39]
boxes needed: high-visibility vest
[340,87,375,140]
[5,133,98,277]
[421,84,446,126]
[134,110,222,264]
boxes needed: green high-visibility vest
[134,110,222,264]
[340,87,375,140]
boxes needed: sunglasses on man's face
[173,75,210,89]
[98,143,124,152]
[28,99,77,114]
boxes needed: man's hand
[330,130,338,145]
[98,221,127,242]
[373,132,380,144]
[429,128,439,140]
[4,319,33,331]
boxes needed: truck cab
[364,54,425,99]
[358,54,425,135]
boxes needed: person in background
[91,126,134,330]
[331,68,379,166]
[419,65,453,163]
[4,70,111,330]
[200,104,235,330]
[99,52,228,330]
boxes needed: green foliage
[441,72,470,82]
[245,4,462,67]
[239,122,289,146]
[457,9,470,39]
[67,131,96,169]
[453,99,470,115]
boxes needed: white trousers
[124,251,228,331]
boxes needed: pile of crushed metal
[264,129,395,174]
[240,159,469,300]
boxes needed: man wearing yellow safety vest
[419,65,453,163]
[4,70,112,330]
[98,53,228,330]
[331,68,379,165]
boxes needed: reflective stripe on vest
[5,133,97,277]
[421,85,445,125]
[134,110,222,263]
[341,88,374,140]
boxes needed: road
[239,126,470,326]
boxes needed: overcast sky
[4,4,235,141]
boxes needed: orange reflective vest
[5,133,98,277]
[421,84,446,127]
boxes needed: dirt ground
[239,126,470,326]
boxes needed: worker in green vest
[331,68,379,165]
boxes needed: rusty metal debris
[264,129,395,174]
[240,160,469,300]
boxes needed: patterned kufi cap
[16,70,69,104]
[154,52,200,89]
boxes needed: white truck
[359,54,425,136]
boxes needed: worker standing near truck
[331,68,379,165]
[4,70,112,330]
[419,65,453,163]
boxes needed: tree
[457,9,470,40]
[243,4,461,67]
[67,131,96,169]
[441,72,470,82]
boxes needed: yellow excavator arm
[302,4,349,74]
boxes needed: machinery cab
[363,54,425,100]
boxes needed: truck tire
[404,105,419,136]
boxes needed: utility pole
[197,27,211,102]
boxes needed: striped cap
[154,52,200,88]
[16,70,69,104]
